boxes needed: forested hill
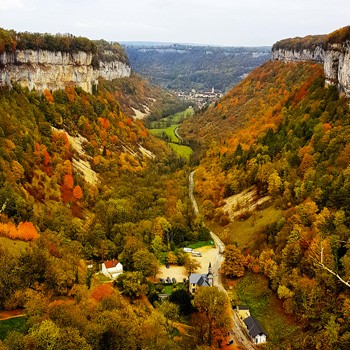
[0,65,209,348]
[124,44,271,92]
[0,76,184,249]
[180,60,324,144]
[180,58,350,348]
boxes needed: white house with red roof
[101,259,123,279]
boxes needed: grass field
[94,272,113,284]
[150,125,179,143]
[0,237,29,256]
[0,317,27,340]
[150,107,194,129]
[209,205,283,249]
[234,273,302,347]
[187,240,214,249]
[169,143,193,159]
[149,108,194,159]
[170,107,194,123]
[161,283,184,295]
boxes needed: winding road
[189,170,256,350]
[174,126,183,143]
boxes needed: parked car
[166,277,171,283]
[172,277,176,283]
[226,339,234,346]
[183,247,193,253]
[159,278,165,283]
[192,251,202,257]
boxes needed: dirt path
[189,170,256,350]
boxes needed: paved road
[189,171,199,215]
[189,170,256,350]
[174,126,183,143]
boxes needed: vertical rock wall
[0,49,131,93]
[272,41,350,97]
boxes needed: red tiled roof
[104,260,119,269]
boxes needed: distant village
[176,87,223,109]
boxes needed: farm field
[149,108,194,159]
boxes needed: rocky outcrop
[323,43,350,96]
[272,46,325,64]
[0,49,131,93]
[272,30,350,97]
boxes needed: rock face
[272,39,350,97]
[272,46,325,64]
[0,49,131,93]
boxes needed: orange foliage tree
[43,89,54,103]
[0,222,17,239]
[73,185,83,200]
[64,174,74,190]
[17,222,39,240]
[90,283,115,302]
[35,143,51,166]
[0,221,39,241]
[98,117,110,130]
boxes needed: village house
[236,305,251,320]
[243,315,267,345]
[235,306,267,345]
[101,259,123,279]
[189,262,213,294]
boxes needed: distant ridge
[122,41,271,49]
[121,41,175,47]
[125,43,271,92]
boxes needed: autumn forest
[0,26,350,350]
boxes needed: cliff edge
[272,26,350,97]
[0,30,131,93]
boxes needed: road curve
[189,170,256,350]
[174,126,183,143]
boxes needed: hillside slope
[0,28,218,350]
[103,73,190,121]
[182,58,350,348]
[0,73,204,348]
[180,60,323,145]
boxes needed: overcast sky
[0,0,349,46]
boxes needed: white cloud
[0,0,349,46]
[75,21,89,28]
[0,0,27,10]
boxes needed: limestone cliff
[0,30,131,94]
[272,27,350,97]
[0,49,131,94]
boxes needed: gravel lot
[157,245,219,282]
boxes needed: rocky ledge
[272,27,350,97]
[0,49,131,94]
